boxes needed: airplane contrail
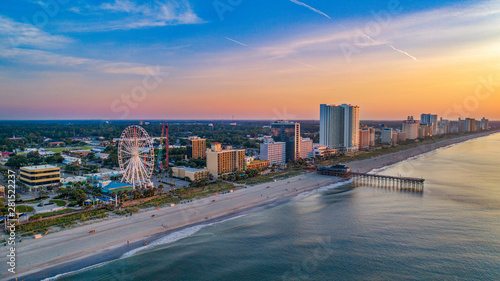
[361,33,418,61]
[224,37,248,47]
[289,0,331,19]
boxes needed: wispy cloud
[0,16,169,76]
[1,47,170,75]
[0,15,71,49]
[289,0,331,19]
[65,0,204,31]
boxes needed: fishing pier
[318,165,424,192]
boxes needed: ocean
[50,133,500,280]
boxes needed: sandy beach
[1,130,498,281]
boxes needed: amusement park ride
[157,123,169,171]
[117,124,169,189]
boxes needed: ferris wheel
[118,125,155,188]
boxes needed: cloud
[1,47,170,75]
[0,16,170,76]
[0,15,71,49]
[289,0,331,19]
[255,0,500,63]
[65,0,204,31]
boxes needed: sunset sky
[0,0,499,120]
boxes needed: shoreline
[2,130,498,281]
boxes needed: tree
[6,155,28,168]
[87,152,96,161]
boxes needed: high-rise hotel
[319,104,360,152]
[206,143,245,177]
[187,136,207,159]
[271,121,301,162]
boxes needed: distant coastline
[3,130,499,281]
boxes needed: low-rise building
[171,166,209,181]
[63,155,81,165]
[313,145,337,157]
[0,157,8,165]
[95,153,110,160]
[38,149,56,157]
[19,165,61,190]
[68,150,92,158]
[61,176,88,186]
[84,171,123,181]
[99,181,134,194]
[246,160,270,170]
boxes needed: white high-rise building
[260,138,286,165]
[402,116,419,140]
[299,137,313,159]
[320,104,360,152]
[380,127,393,144]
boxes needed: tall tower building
[271,121,301,162]
[420,114,439,135]
[187,136,207,159]
[319,104,360,151]
[402,116,419,139]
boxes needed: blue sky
[0,0,499,120]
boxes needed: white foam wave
[41,260,112,281]
[121,214,247,258]
[42,214,246,280]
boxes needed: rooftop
[21,165,59,171]
[174,166,207,173]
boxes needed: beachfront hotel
[19,165,61,191]
[271,121,301,162]
[260,138,286,165]
[207,146,245,177]
[319,104,360,152]
[187,136,207,159]
[421,114,439,135]
[402,116,419,140]
[171,166,209,181]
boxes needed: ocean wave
[42,214,247,280]
[121,213,246,258]
[41,260,112,281]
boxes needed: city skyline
[1,0,499,120]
